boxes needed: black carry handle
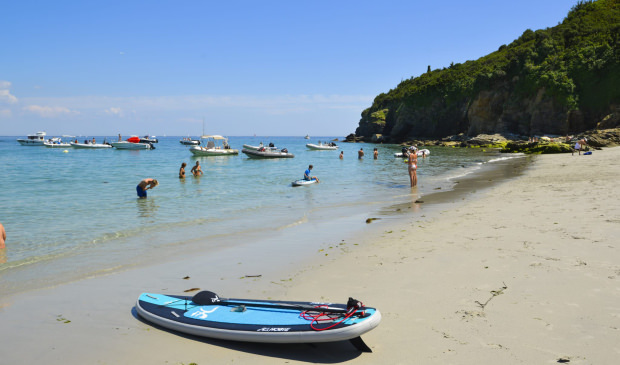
[191,291,352,314]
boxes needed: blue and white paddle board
[292,179,318,187]
[136,291,381,351]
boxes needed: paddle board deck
[136,292,381,351]
[292,179,318,186]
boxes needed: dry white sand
[1,147,618,364]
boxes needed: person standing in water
[373,148,378,159]
[191,161,203,176]
[179,162,187,178]
[339,151,343,159]
[358,148,364,159]
[407,147,418,187]
[136,178,158,198]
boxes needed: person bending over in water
[191,161,203,176]
[304,165,320,183]
[407,147,418,187]
[179,162,187,178]
[137,178,158,198]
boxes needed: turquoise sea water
[0,135,524,294]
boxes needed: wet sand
[0,147,618,364]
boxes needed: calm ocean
[0,135,524,295]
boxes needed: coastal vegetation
[354,0,620,149]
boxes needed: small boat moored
[242,147,294,159]
[111,136,154,150]
[139,135,158,143]
[43,137,71,148]
[189,135,238,156]
[17,132,47,146]
[136,290,381,352]
[242,142,278,151]
[70,142,113,149]
[110,141,153,150]
[180,137,200,145]
[306,141,338,150]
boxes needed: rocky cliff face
[355,81,616,143]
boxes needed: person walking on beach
[358,148,364,159]
[304,165,319,183]
[179,162,187,178]
[191,161,203,176]
[136,178,158,198]
[0,222,6,249]
[407,146,418,187]
[373,148,378,159]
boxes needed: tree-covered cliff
[355,0,620,142]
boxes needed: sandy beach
[1,147,619,364]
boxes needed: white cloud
[105,107,123,116]
[21,94,373,113]
[22,105,80,118]
[0,108,11,118]
[0,80,18,104]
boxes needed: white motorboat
[70,142,113,149]
[180,137,200,145]
[394,149,430,157]
[242,142,278,151]
[304,134,310,139]
[17,132,47,146]
[110,141,153,150]
[242,147,294,159]
[44,138,71,148]
[189,135,238,156]
[140,135,158,143]
[306,141,338,150]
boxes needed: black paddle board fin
[350,336,372,352]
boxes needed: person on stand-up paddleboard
[304,165,319,183]
[136,178,158,198]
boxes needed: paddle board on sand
[292,179,318,187]
[136,291,381,352]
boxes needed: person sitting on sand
[191,161,203,176]
[304,165,319,183]
[179,162,187,178]
[136,178,158,198]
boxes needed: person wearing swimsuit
[407,147,418,187]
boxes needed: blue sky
[1,0,576,137]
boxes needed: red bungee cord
[301,301,365,331]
